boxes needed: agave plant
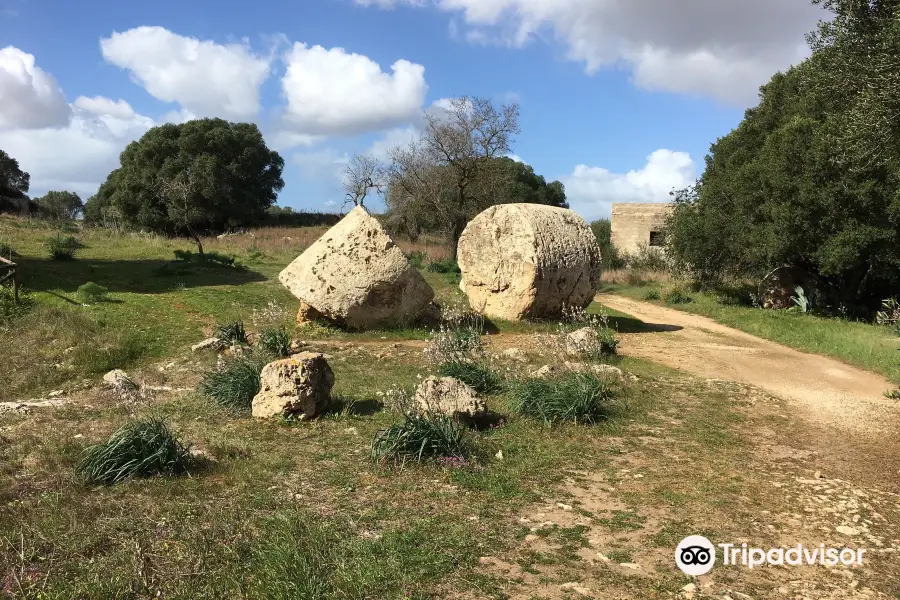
[791,286,811,313]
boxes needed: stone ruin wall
[610,203,674,256]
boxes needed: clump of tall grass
[199,353,267,412]
[45,233,80,260]
[371,413,470,465]
[437,360,503,394]
[507,372,619,425]
[259,326,292,358]
[217,320,249,345]
[76,281,109,304]
[75,418,193,485]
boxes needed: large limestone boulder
[457,204,602,321]
[414,377,486,421]
[252,352,335,419]
[279,206,435,329]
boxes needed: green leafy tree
[35,190,83,220]
[666,0,900,310]
[589,218,624,270]
[95,118,285,253]
[0,150,32,214]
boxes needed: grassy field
[604,280,900,384]
[2,217,899,598]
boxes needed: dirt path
[599,293,900,489]
[599,294,897,433]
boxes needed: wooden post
[0,256,16,304]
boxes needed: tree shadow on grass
[16,257,268,295]
[327,396,384,417]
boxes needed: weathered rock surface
[564,362,625,381]
[566,327,600,357]
[103,369,135,390]
[414,376,486,420]
[191,337,221,352]
[279,206,434,329]
[457,204,602,321]
[252,353,335,419]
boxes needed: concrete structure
[610,203,674,255]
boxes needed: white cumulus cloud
[355,0,824,106]
[100,26,272,120]
[281,42,428,136]
[4,96,154,197]
[563,149,696,221]
[0,46,71,129]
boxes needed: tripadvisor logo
[675,536,867,575]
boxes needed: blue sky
[0,0,826,220]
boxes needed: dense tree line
[667,0,900,310]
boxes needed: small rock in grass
[191,337,221,352]
[502,348,527,362]
[252,353,335,419]
[414,377,486,421]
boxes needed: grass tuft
[75,417,193,485]
[217,320,249,345]
[200,353,266,412]
[372,413,470,465]
[76,281,110,304]
[507,372,619,425]
[259,326,292,358]
[437,360,504,394]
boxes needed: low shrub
[507,372,618,425]
[371,413,470,465]
[199,353,266,412]
[425,258,461,274]
[407,250,427,268]
[259,326,292,358]
[644,289,661,301]
[76,282,109,304]
[437,360,504,394]
[663,284,693,305]
[884,388,900,400]
[876,298,900,336]
[75,418,193,485]
[217,320,249,345]
[624,244,668,273]
[45,234,80,260]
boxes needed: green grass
[436,360,504,394]
[606,282,900,383]
[199,353,267,412]
[506,372,620,425]
[75,281,109,304]
[74,418,193,485]
[259,325,293,358]
[371,413,471,465]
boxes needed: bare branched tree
[385,96,520,258]
[341,153,383,212]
